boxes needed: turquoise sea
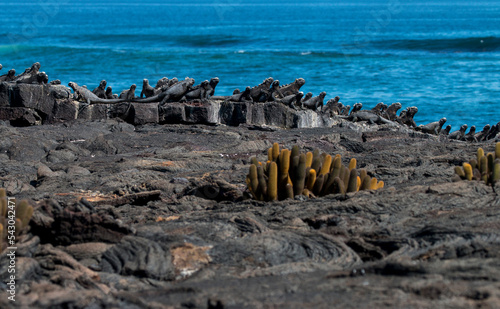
[1,0,499,130]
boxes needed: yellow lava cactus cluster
[454,142,500,184]
[246,143,384,201]
[0,188,34,251]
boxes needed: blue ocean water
[1,0,499,130]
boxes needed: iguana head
[295,92,304,101]
[389,102,402,111]
[319,92,327,99]
[243,86,251,94]
[352,102,362,112]
[99,80,107,89]
[130,84,137,92]
[460,124,468,132]
[31,62,41,73]
[468,125,476,134]
[264,77,274,87]
[106,87,113,95]
[443,125,451,134]
[482,124,491,133]
[68,82,77,90]
[407,106,418,116]
[210,77,219,87]
[295,78,306,88]
[7,69,15,78]
[201,80,210,89]
[439,118,447,125]
[271,80,280,89]
[37,72,48,84]
[143,79,149,86]
[303,92,312,100]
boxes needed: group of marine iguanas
[1,62,498,142]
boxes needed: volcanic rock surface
[0,119,499,308]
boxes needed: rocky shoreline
[0,117,499,308]
[0,63,499,308]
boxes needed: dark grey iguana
[132,78,195,104]
[13,62,40,82]
[119,84,137,100]
[440,125,452,136]
[464,125,477,142]
[249,77,274,102]
[92,80,107,99]
[207,77,219,97]
[382,102,402,121]
[370,102,387,115]
[485,122,500,140]
[260,80,282,102]
[396,106,418,128]
[415,117,447,135]
[69,82,126,104]
[474,124,490,141]
[341,110,397,125]
[180,80,210,102]
[302,92,326,111]
[350,103,363,115]
[0,69,16,82]
[225,86,252,102]
[300,92,313,107]
[140,79,155,98]
[277,92,304,109]
[106,87,118,99]
[154,77,169,95]
[277,78,306,97]
[448,124,468,140]
[340,105,351,116]
[322,96,342,116]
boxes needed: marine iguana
[249,77,274,102]
[140,79,155,98]
[168,78,179,87]
[474,124,490,141]
[383,102,402,121]
[370,102,387,115]
[300,92,313,107]
[350,103,363,115]
[322,96,342,116]
[340,105,351,116]
[277,78,306,97]
[415,117,447,135]
[207,77,219,97]
[106,87,118,99]
[341,111,397,125]
[464,125,477,142]
[49,80,61,85]
[153,77,169,95]
[260,80,282,102]
[277,92,304,109]
[448,124,468,140]
[92,80,107,99]
[224,86,252,102]
[0,69,16,82]
[396,106,418,127]
[132,78,195,104]
[68,82,126,104]
[180,80,210,102]
[440,125,451,136]
[485,122,500,140]
[13,62,40,82]
[302,92,326,111]
[119,84,137,101]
